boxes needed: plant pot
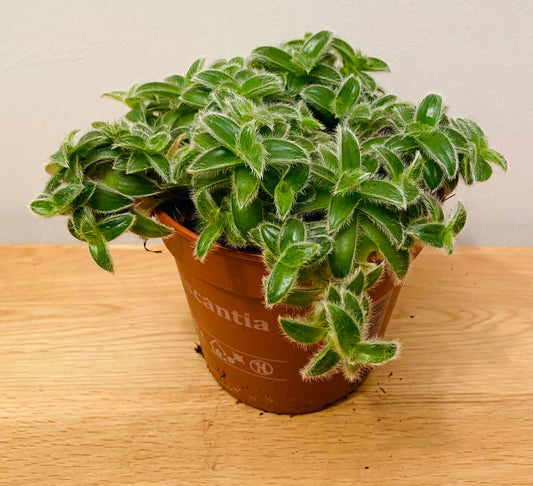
[157,209,407,414]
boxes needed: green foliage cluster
[31,31,507,380]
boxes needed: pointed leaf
[231,195,262,235]
[416,94,443,127]
[282,289,323,306]
[204,113,239,151]
[97,213,135,241]
[335,76,360,117]
[357,180,405,207]
[328,217,358,278]
[274,180,294,217]
[364,263,384,291]
[195,221,224,261]
[260,223,280,255]
[353,342,398,364]
[266,262,299,305]
[89,185,133,213]
[130,210,172,238]
[328,194,359,231]
[327,304,361,356]
[417,132,458,177]
[301,85,335,114]
[301,31,333,64]
[279,318,327,344]
[188,147,243,174]
[339,126,361,173]
[252,46,300,73]
[88,235,113,272]
[279,218,305,252]
[303,343,341,378]
[279,242,319,268]
[448,201,467,236]
[408,222,448,247]
[240,74,282,98]
[361,218,409,280]
[102,169,160,196]
[234,165,259,208]
[263,138,308,163]
[358,203,404,246]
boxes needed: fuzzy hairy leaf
[416,94,443,127]
[97,213,135,241]
[357,180,405,208]
[302,343,341,378]
[234,165,259,208]
[328,217,358,278]
[131,210,173,238]
[188,147,243,174]
[335,76,360,117]
[361,218,409,280]
[279,318,327,344]
[328,304,361,356]
[408,222,448,248]
[266,262,299,305]
[279,218,305,252]
[203,113,239,151]
[417,132,458,178]
[195,221,224,261]
[353,342,398,364]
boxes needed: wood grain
[0,244,531,485]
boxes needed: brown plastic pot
[157,209,408,414]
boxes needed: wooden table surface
[0,244,531,485]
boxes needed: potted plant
[31,31,507,414]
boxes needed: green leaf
[274,180,294,218]
[301,85,335,114]
[357,180,405,208]
[231,195,262,236]
[126,152,151,173]
[52,184,84,212]
[260,223,280,255]
[353,342,398,364]
[146,153,171,181]
[97,213,135,241]
[408,222,448,248]
[364,57,389,72]
[147,133,171,152]
[416,94,443,127]
[310,64,341,84]
[195,221,224,261]
[203,113,239,151]
[302,343,341,378]
[88,234,113,272]
[279,318,327,344]
[328,217,358,278]
[181,86,210,107]
[102,168,160,196]
[188,147,243,174]
[372,146,403,180]
[130,210,173,238]
[480,148,508,171]
[240,74,282,98]
[343,292,363,324]
[195,69,234,88]
[422,158,444,190]
[185,58,206,82]
[30,197,56,216]
[282,288,323,306]
[89,185,133,213]
[361,218,409,280]
[447,201,467,236]
[335,76,360,117]
[417,132,458,178]
[263,138,308,163]
[279,218,305,252]
[347,270,364,295]
[279,242,319,268]
[339,126,361,174]
[473,155,493,182]
[364,263,384,290]
[328,194,359,231]
[252,46,300,73]
[234,165,259,208]
[195,190,219,221]
[133,81,182,98]
[327,304,361,356]
[358,203,404,247]
[301,31,333,64]
[266,262,299,305]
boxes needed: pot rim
[155,208,265,263]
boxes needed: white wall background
[1,0,531,246]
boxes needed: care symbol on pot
[249,359,274,376]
